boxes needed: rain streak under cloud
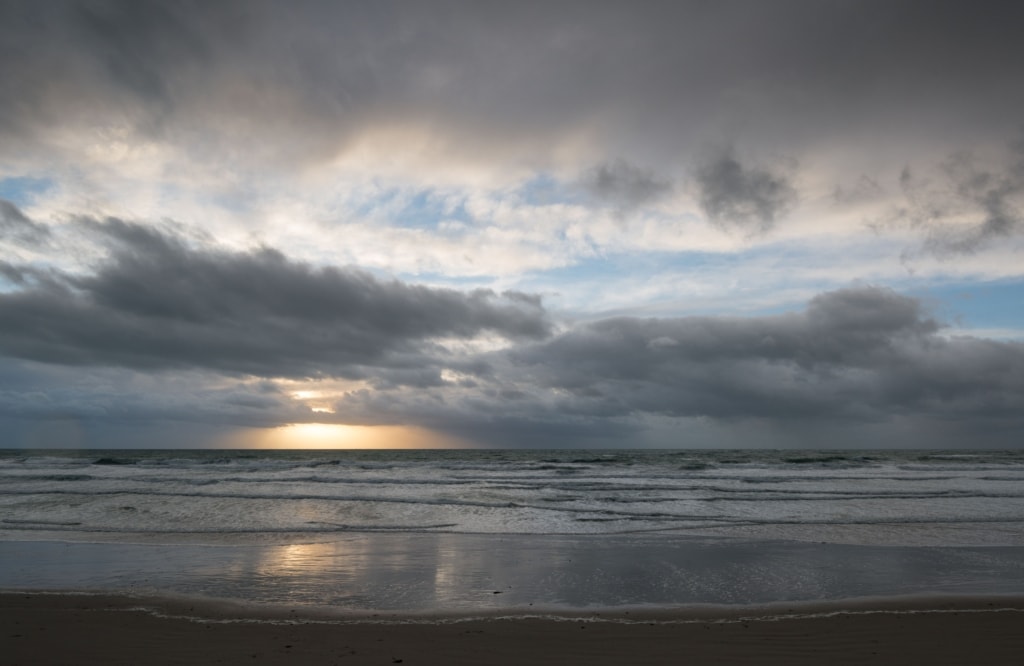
[2,0,1024,448]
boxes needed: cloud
[3,277,1024,445]
[67,0,210,106]
[893,139,1024,255]
[694,148,797,233]
[0,199,50,246]
[3,3,1024,448]
[4,1,1024,175]
[581,160,672,210]
[832,176,884,206]
[320,287,1024,444]
[0,215,551,380]
[0,357,311,429]
[501,286,1024,424]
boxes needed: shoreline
[7,589,1024,623]
[5,592,1024,665]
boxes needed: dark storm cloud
[694,148,797,233]
[0,199,50,246]
[4,248,1023,439]
[505,287,1024,423]
[330,380,638,448]
[894,139,1024,255]
[67,0,210,105]
[581,161,672,209]
[316,287,1024,444]
[0,216,551,379]
[0,258,32,284]
[3,1,1024,167]
[0,358,306,428]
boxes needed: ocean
[2,448,1024,612]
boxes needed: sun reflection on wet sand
[247,536,519,609]
[259,542,337,579]
[248,538,432,607]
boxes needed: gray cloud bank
[325,286,1024,447]
[3,207,1023,444]
[0,211,549,380]
[509,288,1024,423]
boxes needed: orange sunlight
[223,424,473,449]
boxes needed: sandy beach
[4,593,1024,665]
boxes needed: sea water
[2,449,1024,610]
[4,448,1024,545]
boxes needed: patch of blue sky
[515,172,587,207]
[908,280,1024,337]
[519,255,623,287]
[364,174,585,231]
[0,176,54,207]
[602,245,838,316]
[353,186,470,231]
[403,189,471,229]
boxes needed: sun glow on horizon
[226,423,473,449]
[278,423,361,447]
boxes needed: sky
[2,0,1024,449]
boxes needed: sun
[271,423,364,448]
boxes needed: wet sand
[6,537,1024,611]
[4,592,1024,665]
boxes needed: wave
[4,512,1023,538]
[2,518,83,526]
[92,457,138,465]
[1,470,1007,492]
[5,487,1024,525]
[3,476,1023,502]
[0,522,459,534]
[0,474,95,482]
